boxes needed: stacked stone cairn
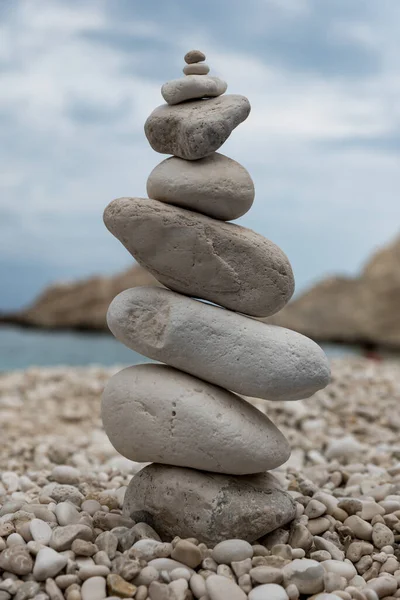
[102,50,331,546]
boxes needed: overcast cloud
[0,0,399,309]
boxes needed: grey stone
[161,76,227,106]
[123,464,296,546]
[183,63,210,75]
[184,49,206,64]
[50,525,93,551]
[108,287,330,401]
[102,364,290,474]
[146,152,253,220]
[0,545,33,575]
[95,532,118,559]
[14,581,40,600]
[131,522,161,541]
[103,197,294,317]
[144,95,250,160]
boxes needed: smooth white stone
[108,287,330,401]
[29,519,52,545]
[206,574,247,600]
[211,540,253,564]
[33,547,68,580]
[283,559,324,594]
[248,583,289,600]
[102,364,290,474]
[55,502,80,526]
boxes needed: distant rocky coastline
[0,265,159,331]
[1,236,399,349]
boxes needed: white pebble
[6,533,26,547]
[30,519,52,545]
[55,502,80,526]
[206,574,247,599]
[283,559,325,595]
[249,583,289,600]
[81,500,102,515]
[212,539,253,564]
[322,560,357,581]
[51,465,80,484]
[33,546,68,580]
[81,575,107,600]
[190,573,207,598]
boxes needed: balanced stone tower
[102,50,331,545]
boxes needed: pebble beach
[0,358,399,599]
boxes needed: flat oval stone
[184,49,206,64]
[123,464,296,546]
[161,75,227,106]
[102,364,290,474]
[103,197,294,317]
[144,95,251,160]
[183,63,210,75]
[211,540,253,564]
[146,152,253,220]
[107,287,330,401]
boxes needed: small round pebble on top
[184,49,206,63]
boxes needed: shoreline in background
[1,324,399,372]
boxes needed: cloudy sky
[1,0,399,310]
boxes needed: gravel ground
[0,358,400,600]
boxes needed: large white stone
[108,287,330,401]
[123,464,296,545]
[102,364,290,474]
[103,197,294,317]
[146,152,254,220]
[144,95,250,160]
[161,75,227,105]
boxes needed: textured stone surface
[108,287,330,401]
[183,63,210,75]
[123,464,296,545]
[102,364,290,474]
[103,197,294,317]
[144,95,250,160]
[0,546,33,575]
[161,75,227,105]
[184,49,206,64]
[147,152,253,220]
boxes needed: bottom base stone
[123,463,296,546]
